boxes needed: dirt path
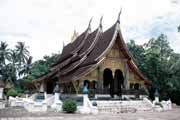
[0,107,180,120]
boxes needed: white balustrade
[78,94,98,114]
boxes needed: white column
[155,96,159,103]
[0,88,4,99]
[44,92,47,99]
[54,93,59,103]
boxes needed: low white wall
[9,93,63,112]
[0,101,5,109]
[9,97,25,107]
[9,96,48,112]
[24,101,47,112]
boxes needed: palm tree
[15,42,30,73]
[19,56,33,76]
[9,50,18,66]
[5,63,17,84]
[0,41,10,66]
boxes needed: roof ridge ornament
[99,16,103,28]
[88,17,93,30]
[63,40,65,48]
[117,8,122,23]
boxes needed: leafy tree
[127,34,180,104]
[127,40,146,72]
[30,60,49,78]
[0,41,59,93]
[144,34,173,91]
[24,53,58,81]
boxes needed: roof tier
[33,13,150,85]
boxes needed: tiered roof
[33,12,150,84]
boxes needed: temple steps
[94,100,153,114]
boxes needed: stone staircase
[94,98,153,114]
[43,94,54,107]
[96,102,135,114]
[29,93,38,100]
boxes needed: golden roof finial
[117,7,122,23]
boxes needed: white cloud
[0,0,180,61]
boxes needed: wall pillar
[39,81,45,92]
[124,62,129,89]
[97,67,103,93]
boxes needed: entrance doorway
[83,80,90,89]
[103,68,113,95]
[114,69,124,97]
[46,80,55,94]
[46,77,58,94]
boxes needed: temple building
[33,13,150,97]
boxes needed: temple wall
[79,41,145,89]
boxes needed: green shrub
[6,89,18,97]
[62,99,77,113]
[15,87,24,93]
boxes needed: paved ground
[0,106,180,120]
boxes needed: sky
[0,0,180,61]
